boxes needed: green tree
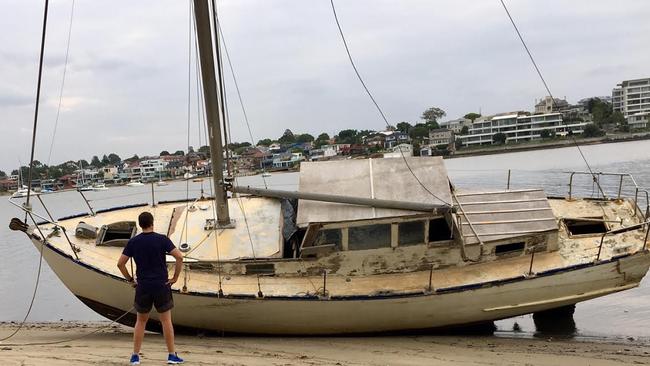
[198,145,211,156]
[396,122,412,133]
[160,150,170,156]
[316,133,330,141]
[421,107,446,125]
[463,113,481,122]
[278,129,295,145]
[257,139,273,146]
[90,155,101,167]
[314,133,331,148]
[540,130,551,139]
[228,142,251,150]
[611,111,625,125]
[174,150,184,156]
[295,133,315,143]
[587,98,613,127]
[108,153,121,165]
[101,155,110,165]
[0,170,6,178]
[460,126,469,135]
[78,159,89,168]
[583,123,605,137]
[409,125,429,140]
[492,132,507,145]
[336,129,360,144]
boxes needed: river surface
[1,140,649,340]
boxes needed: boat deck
[36,195,647,298]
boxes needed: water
[1,140,649,339]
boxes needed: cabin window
[245,263,275,275]
[348,224,391,250]
[564,218,607,236]
[313,229,342,248]
[398,221,425,246]
[429,218,452,242]
[495,242,525,256]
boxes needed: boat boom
[230,185,453,214]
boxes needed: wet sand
[1,322,649,365]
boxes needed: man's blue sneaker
[167,352,184,364]
[130,353,140,365]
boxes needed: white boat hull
[31,237,650,334]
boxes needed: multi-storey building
[428,128,453,147]
[612,77,650,129]
[140,159,165,181]
[534,96,569,114]
[439,118,471,134]
[456,112,588,147]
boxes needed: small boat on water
[192,178,203,183]
[92,183,109,191]
[126,181,144,187]
[261,171,272,178]
[156,180,168,187]
[11,185,29,198]
[183,172,196,180]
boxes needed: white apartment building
[612,78,650,129]
[456,112,588,147]
[140,159,166,181]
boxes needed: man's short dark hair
[138,212,154,229]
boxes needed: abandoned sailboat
[9,0,650,335]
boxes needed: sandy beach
[0,322,649,365]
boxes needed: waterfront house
[272,152,304,169]
[383,143,413,158]
[455,111,588,147]
[384,131,411,149]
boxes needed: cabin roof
[296,157,452,227]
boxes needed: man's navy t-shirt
[122,232,175,291]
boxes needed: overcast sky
[1,0,649,173]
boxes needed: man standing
[117,211,185,365]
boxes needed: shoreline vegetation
[0,322,648,365]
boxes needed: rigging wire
[498,0,605,197]
[328,0,451,207]
[47,0,75,166]
[0,228,45,342]
[214,2,311,296]
[182,0,193,247]
[24,0,50,212]
[4,0,51,343]
[215,19,268,188]
[2,307,135,346]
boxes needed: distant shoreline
[448,132,650,159]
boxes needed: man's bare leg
[159,310,175,354]
[133,312,149,354]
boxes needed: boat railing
[595,219,650,262]
[566,171,650,218]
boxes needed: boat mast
[192,0,231,225]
